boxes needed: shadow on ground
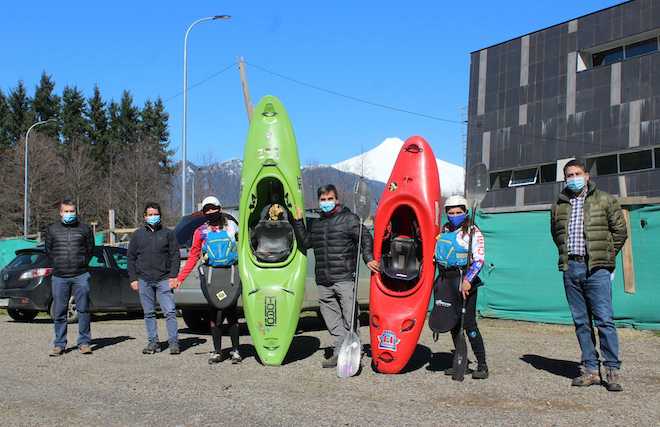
[520,354,580,379]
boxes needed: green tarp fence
[0,233,106,270]
[476,205,660,330]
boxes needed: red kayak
[369,136,441,374]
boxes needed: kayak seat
[251,219,294,263]
[381,237,421,282]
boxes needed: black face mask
[206,211,223,225]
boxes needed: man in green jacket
[550,159,627,392]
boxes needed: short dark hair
[60,197,76,208]
[317,184,338,199]
[143,202,161,215]
[563,158,587,175]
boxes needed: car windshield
[5,252,42,269]
[109,248,128,270]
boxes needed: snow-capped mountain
[332,137,465,195]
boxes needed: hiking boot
[322,354,338,368]
[208,352,222,365]
[230,350,242,364]
[571,366,600,387]
[472,364,489,380]
[49,347,64,357]
[605,368,623,392]
[169,342,180,355]
[142,342,160,354]
[79,345,93,355]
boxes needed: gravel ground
[0,313,658,426]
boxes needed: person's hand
[367,260,380,273]
[294,207,303,221]
[169,278,180,289]
[461,279,472,299]
[130,281,139,292]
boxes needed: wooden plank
[621,209,635,294]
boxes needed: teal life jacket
[434,229,468,268]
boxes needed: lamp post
[24,118,57,239]
[181,14,231,216]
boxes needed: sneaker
[230,350,242,364]
[79,345,93,355]
[208,352,222,365]
[472,364,489,380]
[169,342,180,355]
[142,342,160,354]
[605,368,623,392]
[49,347,64,357]
[322,354,338,368]
[571,366,600,387]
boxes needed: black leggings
[210,306,239,353]
[442,271,487,366]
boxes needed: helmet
[445,195,468,210]
[201,196,221,209]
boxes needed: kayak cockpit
[380,205,422,292]
[248,176,295,264]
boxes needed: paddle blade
[336,332,361,378]
[353,178,371,221]
[451,332,468,382]
[466,162,489,207]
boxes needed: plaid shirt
[568,190,587,256]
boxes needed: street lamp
[187,166,196,213]
[181,14,231,216]
[24,118,57,239]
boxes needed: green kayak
[238,95,307,365]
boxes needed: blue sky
[2,0,620,167]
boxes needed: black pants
[442,270,487,367]
[210,306,239,354]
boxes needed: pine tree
[6,81,34,145]
[86,85,108,164]
[118,90,139,144]
[141,97,174,173]
[61,86,89,145]
[0,89,12,150]
[32,71,60,138]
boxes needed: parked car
[0,245,143,323]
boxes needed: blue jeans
[52,273,91,348]
[138,279,178,344]
[563,260,620,370]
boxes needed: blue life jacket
[202,227,238,267]
[435,229,468,268]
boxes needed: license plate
[0,298,9,308]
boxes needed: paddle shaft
[348,221,363,333]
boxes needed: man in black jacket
[293,184,379,368]
[45,198,95,357]
[128,202,181,355]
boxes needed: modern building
[466,0,660,209]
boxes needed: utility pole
[238,56,253,122]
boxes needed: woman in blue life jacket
[433,195,488,379]
[177,196,242,364]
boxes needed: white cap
[201,196,221,208]
[445,195,468,209]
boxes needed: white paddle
[337,177,371,378]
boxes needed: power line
[162,62,237,103]
[245,61,466,125]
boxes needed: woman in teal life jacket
[433,195,488,379]
[177,196,242,364]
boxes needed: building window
[592,47,624,67]
[620,150,653,172]
[490,171,512,190]
[509,168,538,187]
[587,155,618,176]
[539,164,557,183]
[655,148,660,168]
[625,38,658,59]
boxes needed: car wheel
[49,297,79,324]
[182,309,211,333]
[7,308,38,322]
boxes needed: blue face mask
[448,213,467,228]
[319,200,336,213]
[145,215,161,226]
[566,176,586,193]
[62,213,77,224]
